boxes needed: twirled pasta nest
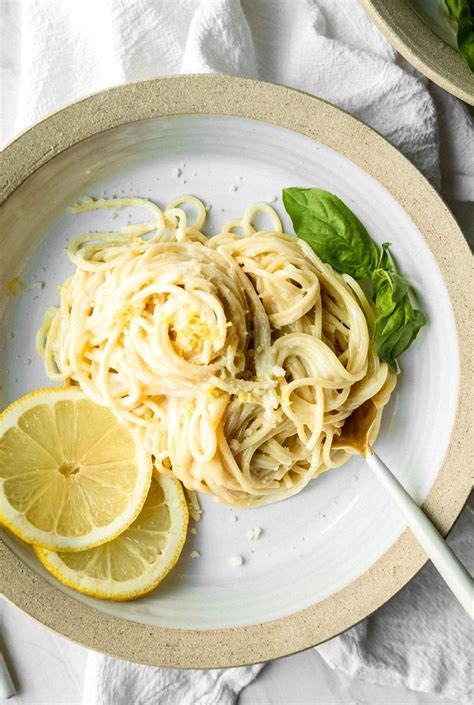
[38,196,395,506]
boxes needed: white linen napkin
[82,657,263,705]
[1,2,472,704]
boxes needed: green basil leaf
[443,0,474,71]
[374,296,427,369]
[372,268,410,317]
[377,242,393,271]
[282,187,379,279]
[283,185,427,367]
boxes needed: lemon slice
[35,474,188,600]
[0,387,152,551]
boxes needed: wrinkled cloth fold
[82,656,263,705]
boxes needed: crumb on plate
[246,527,263,541]
[230,555,244,566]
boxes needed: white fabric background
[1,0,473,199]
[0,2,472,705]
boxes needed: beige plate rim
[359,0,474,105]
[0,75,472,668]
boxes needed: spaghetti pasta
[37,196,396,507]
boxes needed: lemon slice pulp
[35,474,188,600]
[0,387,152,551]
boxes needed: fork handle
[366,451,473,616]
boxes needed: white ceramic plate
[0,113,459,630]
